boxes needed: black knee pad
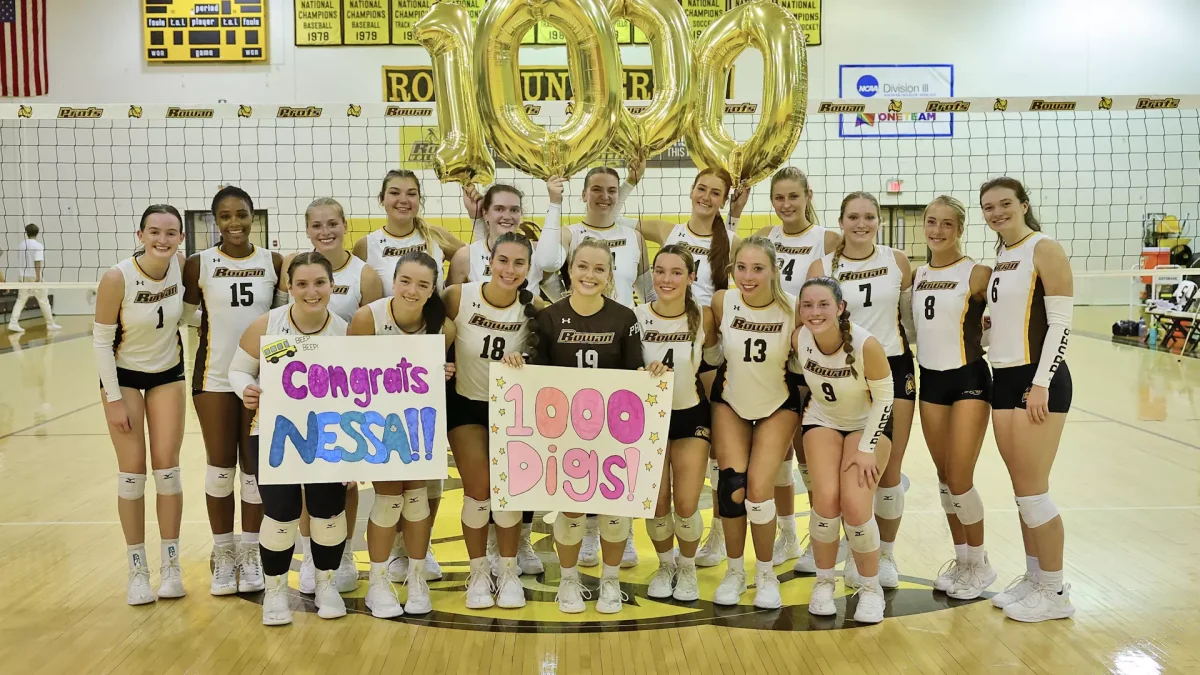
[717,468,747,519]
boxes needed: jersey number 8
[923,295,935,320]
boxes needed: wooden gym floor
[0,307,1197,675]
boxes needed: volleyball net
[1,95,1197,308]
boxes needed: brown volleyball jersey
[533,296,644,371]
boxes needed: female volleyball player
[449,184,551,297]
[710,237,800,609]
[795,277,894,625]
[636,245,719,602]
[230,252,350,626]
[807,192,915,590]
[349,251,455,618]
[280,197,384,596]
[755,167,841,570]
[979,178,1075,623]
[446,233,542,611]
[95,205,187,606]
[507,239,654,614]
[354,169,463,580]
[183,186,281,596]
[913,196,997,599]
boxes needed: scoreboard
[144,1,269,62]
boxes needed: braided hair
[491,231,540,362]
[653,244,702,341]
[800,276,858,379]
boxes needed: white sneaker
[579,522,601,567]
[878,551,900,589]
[465,559,496,610]
[236,544,265,593]
[334,551,359,593]
[486,526,501,577]
[647,563,676,599]
[596,576,627,614]
[842,553,861,588]
[934,558,963,592]
[713,567,747,606]
[386,554,409,583]
[808,577,837,616]
[753,568,782,609]
[46,323,62,331]
[1003,582,1074,623]
[948,558,998,600]
[991,573,1038,609]
[495,565,526,609]
[299,553,316,594]
[157,562,186,599]
[422,549,442,581]
[516,528,544,575]
[365,569,405,619]
[620,536,639,568]
[7,323,23,334]
[261,575,293,626]
[696,524,726,568]
[852,582,886,624]
[313,570,347,619]
[210,545,238,596]
[673,564,699,602]
[556,576,590,614]
[127,566,155,606]
[772,529,801,566]
[793,537,816,574]
[404,566,433,615]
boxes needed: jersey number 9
[821,382,837,402]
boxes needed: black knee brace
[717,468,747,518]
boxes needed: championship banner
[488,364,672,519]
[257,335,449,485]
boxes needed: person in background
[9,223,61,333]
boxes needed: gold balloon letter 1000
[416,0,808,186]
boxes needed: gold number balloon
[686,0,808,188]
[415,3,495,185]
[474,0,623,178]
[602,0,691,164]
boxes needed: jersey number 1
[155,306,165,329]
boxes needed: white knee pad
[673,511,703,543]
[846,517,881,554]
[646,515,673,542]
[554,513,586,546]
[153,467,182,496]
[239,474,262,505]
[370,493,405,529]
[808,510,842,544]
[938,482,955,515]
[310,512,348,546]
[462,497,492,529]
[599,516,630,543]
[204,465,235,498]
[1015,493,1058,528]
[493,509,522,528]
[774,457,795,487]
[260,516,300,552]
[873,484,905,520]
[402,487,430,522]
[117,472,146,501]
[797,463,813,493]
[745,498,777,526]
[426,479,443,500]
[953,487,985,526]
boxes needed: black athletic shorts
[446,386,490,430]
[889,352,917,401]
[801,417,894,443]
[101,360,186,394]
[668,402,712,441]
[709,365,806,419]
[992,362,1072,413]
[919,359,993,406]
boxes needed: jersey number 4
[779,259,796,282]
[230,282,254,307]
[742,338,767,362]
[479,335,506,360]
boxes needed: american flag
[0,0,48,97]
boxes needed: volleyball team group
[93,161,1076,628]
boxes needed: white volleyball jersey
[663,223,723,307]
[453,282,531,401]
[822,246,906,357]
[111,256,184,373]
[195,245,278,392]
[717,290,797,420]
[568,221,642,307]
[635,303,703,410]
[988,232,1050,368]
[797,323,874,431]
[913,257,986,371]
[364,227,445,295]
[767,224,826,296]
[467,240,544,300]
[366,296,428,336]
[251,306,347,435]
[329,255,367,323]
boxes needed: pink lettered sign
[488,363,673,519]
